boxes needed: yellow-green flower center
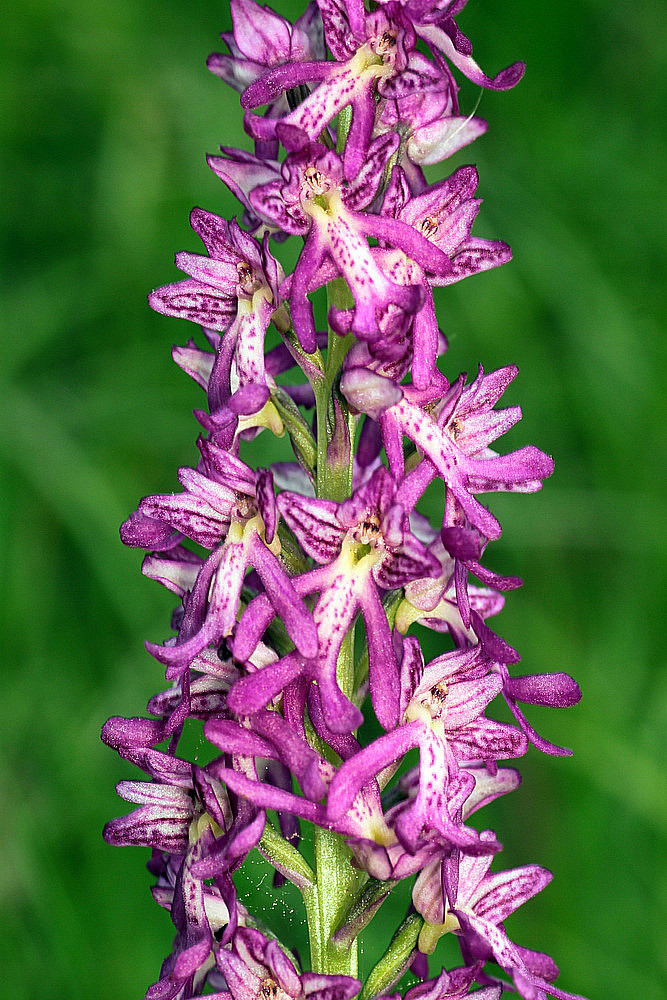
[259,979,280,1000]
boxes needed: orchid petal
[470,864,552,925]
[148,279,236,332]
[506,672,582,708]
[448,717,528,761]
[227,652,305,717]
[249,536,319,658]
[417,22,525,92]
[358,582,401,731]
[277,492,345,562]
[328,723,422,820]
[408,116,488,166]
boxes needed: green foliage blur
[2,0,666,996]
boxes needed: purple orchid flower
[217,129,454,352]
[344,365,554,540]
[208,0,325,115]
[121,438,317,676]
[144,837,219,1000]
[378,963,501,1000]
[148,209,284,408]
[374,51,487,193]
[207,695,498,886]
[201,681,407,868]
[229,466,440,731]
[104,3,586,996]
[326,639,526,853]
[240,2,447,180]
[337,760,517,882]
[284,161,509,390]
[149,843,244,996]
[344,761,520,884]
[217,927,361,1000]
[337,163,510,388]
[420,836,587,1000]
[104,751,245,999]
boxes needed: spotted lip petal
[231,548,398,734]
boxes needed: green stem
[304,276,362,976]
[307,598,364,975]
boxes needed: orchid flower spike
[103,4,586,999]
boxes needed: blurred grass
[1,0,666,997]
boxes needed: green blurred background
[2,0,666,996]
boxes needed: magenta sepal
[494,663,581,756]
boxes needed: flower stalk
[102,3,587,999]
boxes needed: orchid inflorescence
[103,2,585,998]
